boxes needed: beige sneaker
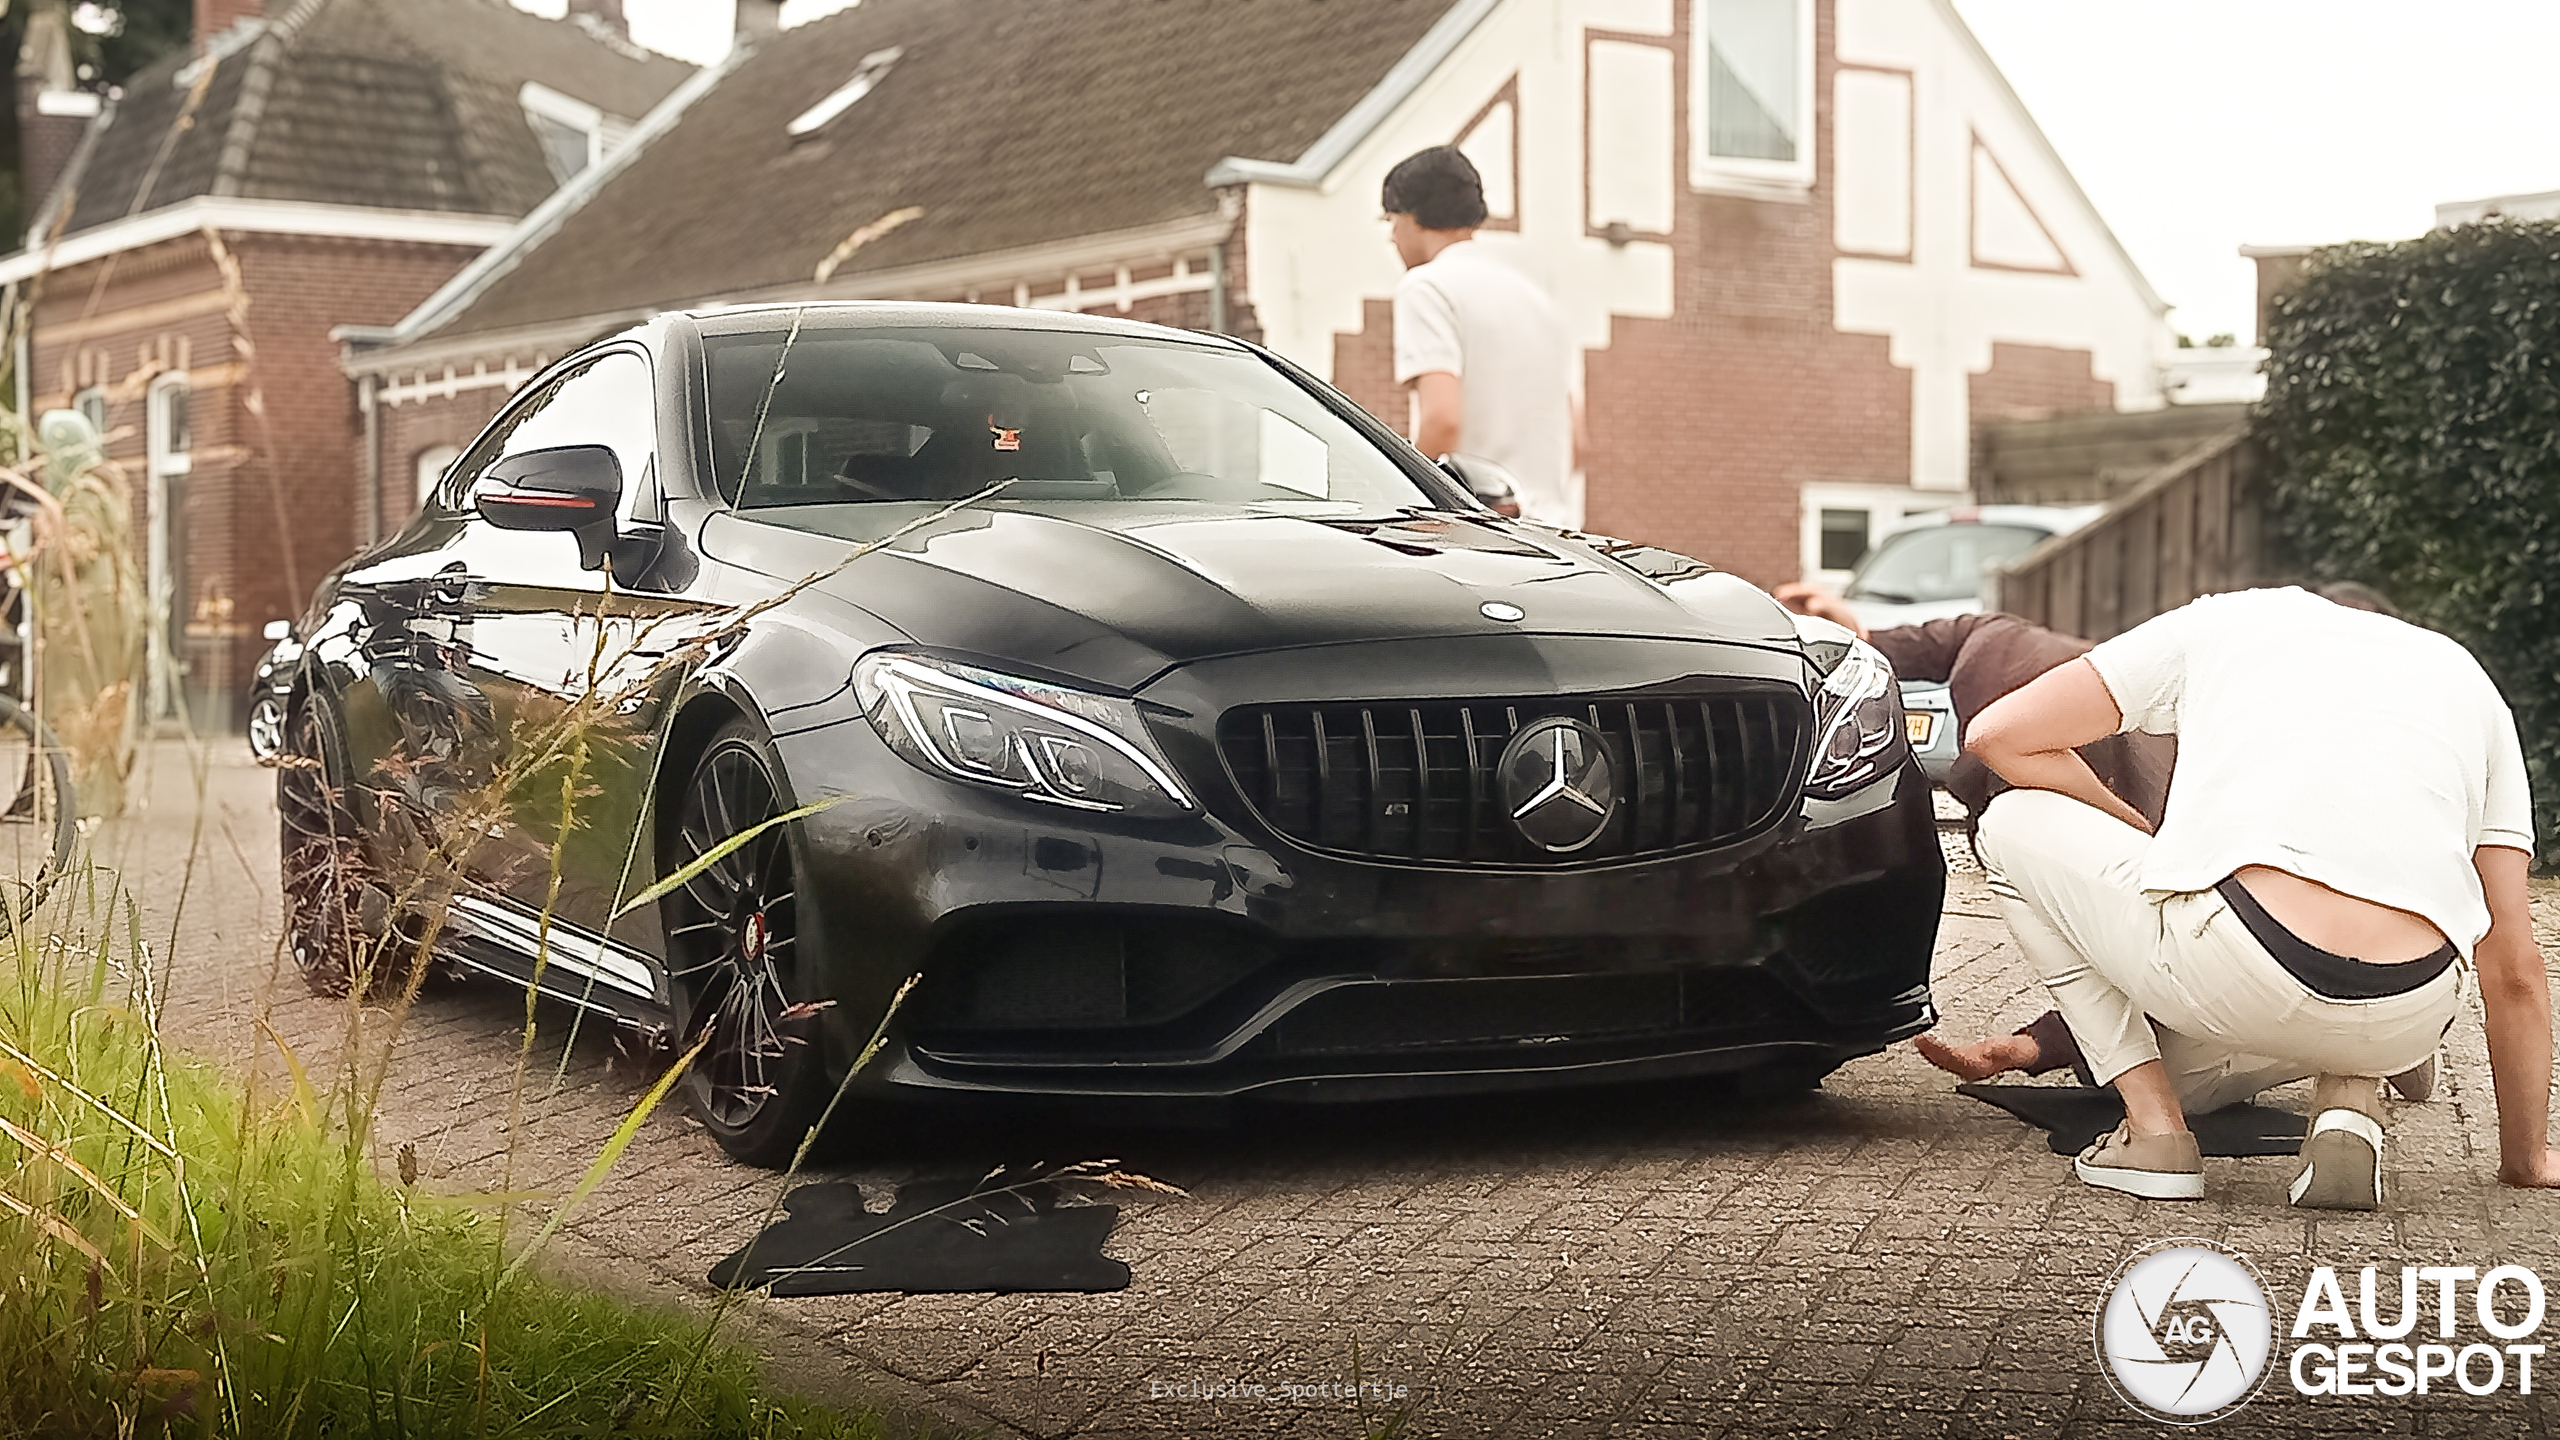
[2073,1122,2204,1200]
[2290,1108,2384,1211]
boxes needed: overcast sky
[1952,0,2560,343]
[542,1,2560,345]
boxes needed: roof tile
[435,0,1461,340]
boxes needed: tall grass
[0,318,1174,1435]
[0,457,1044,1433]
[0,866,890,1438]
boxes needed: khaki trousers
[1976,788,2459,1111]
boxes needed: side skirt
[438,894,674,1045]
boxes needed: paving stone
[122,748,2560,1438]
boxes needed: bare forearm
[2483,946,2553,1179]
[1977,744,2152,834]
[1411,372,1463,458]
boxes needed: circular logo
[1497,719,1616,852]
[1480,601,1525,622]
[2096,1240,2275,1425]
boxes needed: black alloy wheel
[278,701,400,999]
[663,720,831,1166]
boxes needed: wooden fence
[1988,431,2267,643]
[1976,402,2251,507]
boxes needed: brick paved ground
[97,741,2560,1438]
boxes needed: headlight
[1803,637,1907,799]
[854,653,1194,817]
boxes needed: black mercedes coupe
[278,303,1943,1165]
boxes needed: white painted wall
[1237,0,2172,575]
[1832,0,2175,496]
[1241,0,1678,411]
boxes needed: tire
[0,693,76,922]
[278,701,400,1000]
[661,719,833,1167]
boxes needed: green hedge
[2258,219,2560,860]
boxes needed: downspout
[357,372,379,547]
[1209,185,1243,337]
[1209,243,1227,336]
[10,286,28,462]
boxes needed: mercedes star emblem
[1497,718,1616,852]
[1481,601,1525,622]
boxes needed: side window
[443,351,655,512]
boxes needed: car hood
[699,502,1801,691]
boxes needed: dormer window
[1689,0,1814,192]
[522,81,624,183]
[788,47,902,139]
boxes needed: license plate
[1906,712,1935,747]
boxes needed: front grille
[1217,687,1807,868]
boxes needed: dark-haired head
[1381,146,1488,232]
[2314,580,2399,618]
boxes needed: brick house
[346,0,2172,600]
[0,0,690,722]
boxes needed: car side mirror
[474,445,623,570]
[1440,453,1522,518]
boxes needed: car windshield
[704,326,1441,515]
[1843,523,2050,605]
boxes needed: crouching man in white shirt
[1964,586,2560,1209]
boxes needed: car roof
[1877,502,2105,537]
[680,300,1253,349]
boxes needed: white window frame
[144,372,191,718]
[72,385,106,437]
[520,81,606,176]
[1799,482,1946,589]
[1689,0,1817,195]
[415,444,461,512]
[787,47,902,139]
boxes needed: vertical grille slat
[1460,706,1484,864]
[1663,701,1689,851]
[1310,710,1332,849]
[1260,712,1282,819]
[1219,687,1810,869]
[1408,708,1432,855]
[1359,708,1385,854]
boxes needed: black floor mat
[709,1177,1130,1295]
[1957,1083,2306,1157]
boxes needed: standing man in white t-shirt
[1959,586,2560,1210]
[1382,146,1584,527]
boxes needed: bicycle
[0,476,80,918]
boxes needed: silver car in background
[1842,504,2101,782]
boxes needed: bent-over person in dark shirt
[1771,583,2429,1114]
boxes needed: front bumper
[772,635,1945,1102]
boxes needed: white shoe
[2290,1108,2384,1211]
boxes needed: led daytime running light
[865,655,1192,811]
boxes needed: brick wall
[1317,1,2112,589]
[1331,298,1402,432]
[225,234,480,703]
[1969,341,2113,428]
[376,384,514,530]
[30,231,479,724]
[30,237,235,721]
[1581,0,1914,587]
